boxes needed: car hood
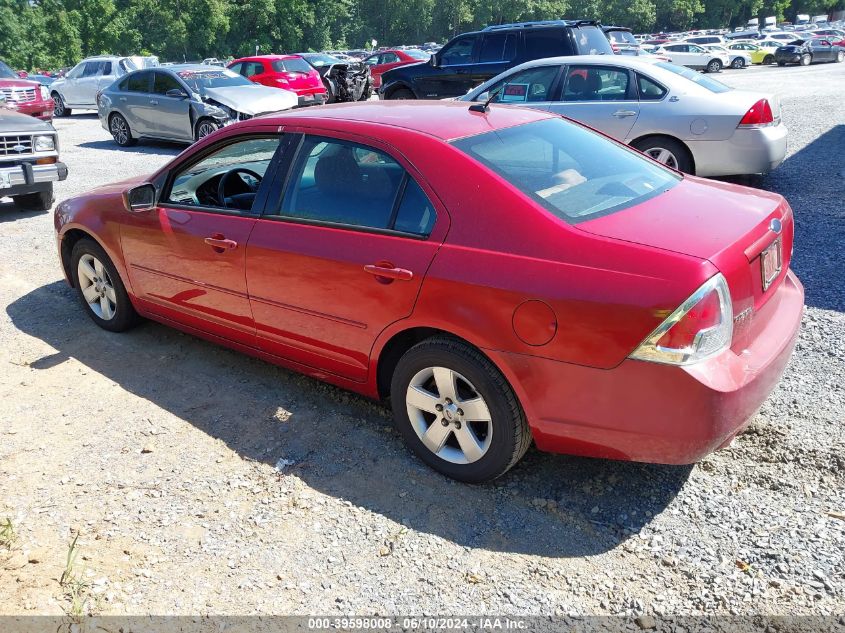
[0,78,41,90]
[0,107,54,131]
[203,85,297,115]
[576,175,786,261]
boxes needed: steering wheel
[217,167,263,208]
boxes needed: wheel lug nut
[445,398,452,405]
[454,421,462,430]
[457,409,463,416]
[441,419,449,427]
[435,404,443,412]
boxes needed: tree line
[1,0,843,71]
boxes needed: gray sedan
[459,55,787,177]
[98,65,297,146]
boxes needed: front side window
[452,118,680,223]
[153,72,182,95]
[563,66,630,102]
[82,62,103,78]
[228,62,243,74]
[165,136,282,211]
[440,35,478,65]
[478,65,559,103]
[278,136,435,235]
[381,52,400,63]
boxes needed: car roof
[161,64,220,72]
[496,54,663,70]
[233,55,302,61]
[261,100,555,141]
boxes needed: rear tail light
[629,274,733,365]
[738,99,775,128]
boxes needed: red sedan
[54,102,803,483]
[362,49,430,88]
[227,55,327,107]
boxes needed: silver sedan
[98,65,297,146]
[459,55,787,177]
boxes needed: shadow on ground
[78,139,185,155]
[0,201,48,222]
[8,281,691,558]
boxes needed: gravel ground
[0,63,843,619]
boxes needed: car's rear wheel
[109,113,137,147]
[731,57,745,69]
[800,54,811,66]
[389,88,416,100]
[705,59,722,73]
[12,185,53,212]
[632,136,693,174]
[70,239,139,333]
[359,81,372,101]
[837,51,844,62]
[390,336,531,483]
[52,93,70,117]
[195,118,219,141]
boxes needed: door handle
[150,99,159,105]
[364,263,414,283]
[456,69,469,74]
[204,235,238,252]
[612,110,637,118]
[119,97,127,102]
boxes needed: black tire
[70,238,140,333]
[800,54,811,66]
[763,55,775,64]
[359,82,372,101]
[109,113,137,147]
[837,51,844,63]
[322,78,336,103]
[731,57,745,69]
[390,336,531,483]
[12,185,53,211]
[705,59,722,73]
[388,88,416,100]
[194,118,219,142]
[777,61,786,66]
[52,92,71,117]
[632,136,693,174]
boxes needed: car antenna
[469,87,502,113]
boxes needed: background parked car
[775,37,844,65]
[459,55,787,177]
[704,44,752,68]
[379,19,613,100]
[97,65,297,146]
[602,26,640,55]
[295,53,371,102]
[362,48,430,89]
[656,42,730,72]
[227,55,327,107]
[728,41,776,64]
[50,55,159,117]
[0,59,54,120]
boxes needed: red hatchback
[54,102,803,483]
[228,55,327,107]
[362,49,430,89]
[0,59,54,120]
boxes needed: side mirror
[123,183,156,213]
[165,88,188,99]
[430,54,440,68]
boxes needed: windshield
[0,60,17,79]
[177,69,252,92]
[405,49,431,60]
[272,58,313,73]
[452,118,680,223]
[301,53,342,67]
[655,62,731,93]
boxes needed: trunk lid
[578,176,794,348]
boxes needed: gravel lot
[1,63,843,619]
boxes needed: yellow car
[728,41,778,64]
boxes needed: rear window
[452,118,679,223]
[608,30,637,45]
[272,58,313,73]
[655,62,731,93]
[574,26,615,54]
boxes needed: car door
[474,32,519,87]
[121,71,154,135]
[688,44,710,68]
[418,34,480,98]
[549,65,640,141]
[121,134,287,345]
[245,132,447,381]
[66,61,101,106]
[814,39,834,60]
[148,71,192,140]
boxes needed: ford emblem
[12,144,26,153]
[769,218,782,234]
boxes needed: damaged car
[296,53,371,102]
[97,65,298,146]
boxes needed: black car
[602,26,640,55]
[379,19,612,100]
[296,53,371,102]
[775,37,845,65]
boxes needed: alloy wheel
[110,116,129,145]
[53,95,65,117]
[77,254,117,320]
[405,366,493,465]
[644,147,679,169]
[838,52,844,62]
[197,121,217,139]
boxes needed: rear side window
[394,179,436,236]
[479,32,518,62]
[127,71,151,92]
[452,118,680,223]
[272,58,313,73]
[636,74,667,100]
[573,26,614,54]
[524,30,571,58]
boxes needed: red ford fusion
[54,102,803,483]
[227,55,328,107]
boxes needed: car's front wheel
[800,54,812,66]
[110,113,137,147]
[705,59,722,73]
[195,118,219,141]
[12,185,53,212]
[52,93,70,117]
[837,51,844,63]
[70,238,139,332]
[390,337,531,483]
[763,54,775,64]
[388,88,416,100]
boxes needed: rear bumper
[689,123,788,177]
[0,161,67,197]
[489,270,804,464]
[296,91,328,107]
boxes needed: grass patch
[0,518,16,550]
[59,532,93,620]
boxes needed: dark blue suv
[379,20,613,100]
